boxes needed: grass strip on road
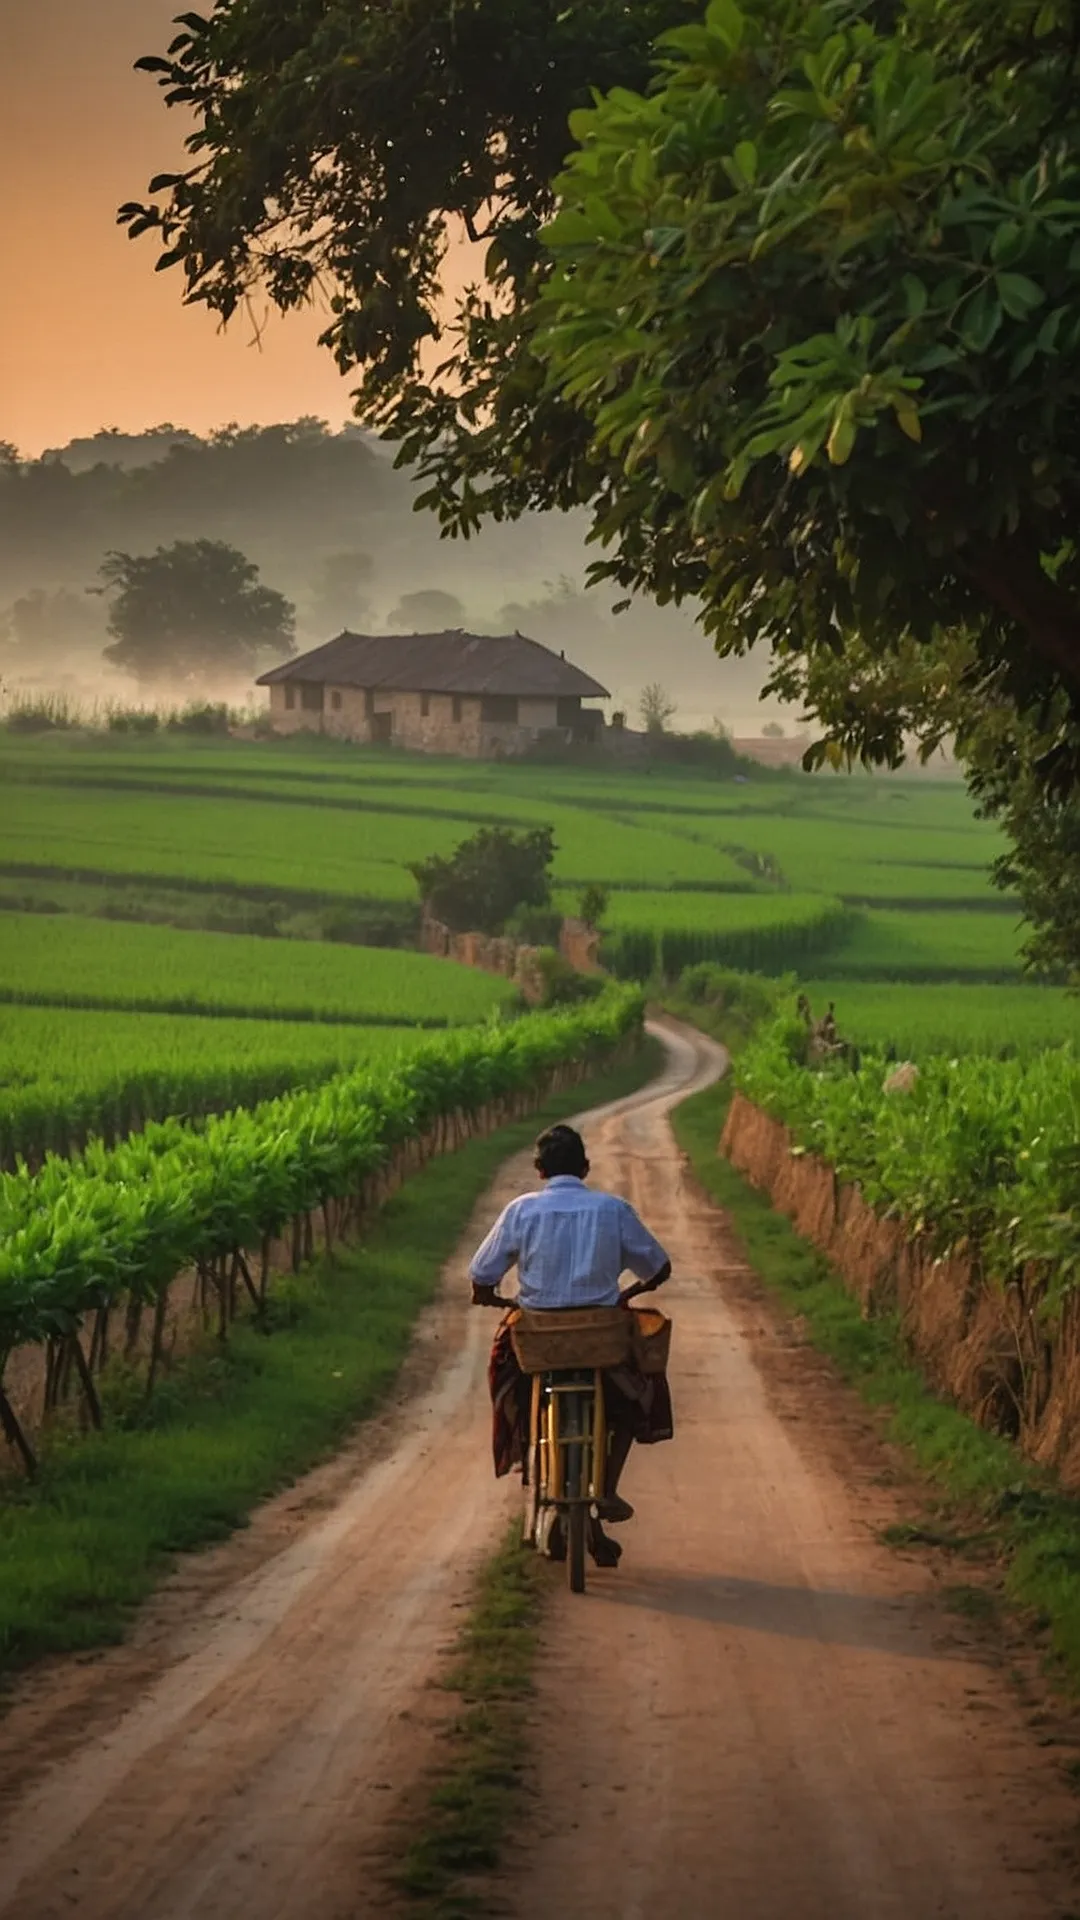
[0,1041,662,1685]
[673,1077,1080,1690]
[396,1527,545,1918]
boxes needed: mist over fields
[0,420,781,732]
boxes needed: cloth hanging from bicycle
[488,1316,674,1481]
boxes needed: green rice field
[2,725,1073,1165]
[0,1005,428,1165]
[0,910,514,1024]
[798,982,1080,1058]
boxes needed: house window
[421,693,431,719]
[480,694,518,725]
[300,682,324,712]
[452,695,464,724]
[284,685,296,711]
[330,689,343,712]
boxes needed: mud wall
[421,916,602,1000]
[720,1091,1080,1493]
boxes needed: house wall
[266,684,590,756]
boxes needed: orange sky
[1,1,360,455]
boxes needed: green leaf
[995,272,1044,320]
[704,0,745,50]
[960,284,1002,352]
[826,406,857,466]
[733,140,758,184]
[902,274,928,319]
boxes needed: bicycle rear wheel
[562,1388,588,1595]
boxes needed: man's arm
[468,1202,519,1307]
[617,1200,671,1302]
[621,1259,671,1305]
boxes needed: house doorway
[370,711,393,744]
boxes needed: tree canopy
[100,539,295,684]
[130,0,1080,797]
[409,826,556,934]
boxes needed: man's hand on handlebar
[620,1260,672,1306]
[471,1281,510,1308]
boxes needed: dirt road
[0,1020,1075,1918]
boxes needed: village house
[256,628,609,757]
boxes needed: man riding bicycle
[469,1123,673,1563]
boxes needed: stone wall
[720,1090,1080,1492]
[265,685,580,758]
[421,915,603,1001]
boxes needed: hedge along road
[0,1022,1075,1919]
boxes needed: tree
[125,2,694,424]
[100,540,295,684]
[2,588,104,668]
[762,722,785,740]
[128,0,1080,800]
[502,0,1080,800]
[409,826,556,934]
[578,884,609,930]
[640,683,677,735]
[387,589,468,633]
[307,551,373,635]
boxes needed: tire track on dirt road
[0,1019,1075,1917]
[0,1024,720,1920]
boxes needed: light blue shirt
[469,1176,669,1310]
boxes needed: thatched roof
[257,629,609,699]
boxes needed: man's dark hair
[534,1124,589,1180]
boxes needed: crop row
[0,910,514,1025]
[0,1005,432,1169]
[4,778,751,900]
[737,1009,1080,1306]
[600,897,854,980]
[0,988,644,1471]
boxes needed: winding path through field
[0,1020,1075,1917]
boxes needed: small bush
[166,702,233,735]
[505,906,564,946]
[5,693,80,733]
[107,707,160,734]
[578,884,609,931]
[533,948,605,1007]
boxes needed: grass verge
[395,1527,544,1918]
[673,1076,1080,1690]
[0,1039,662,1685]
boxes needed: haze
[0,0,785,731]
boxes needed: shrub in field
[0,987,643,1470]
[4,694,80,733]
[410,826,556,934]
[505,905,564,947]
[532,948,605,1009]
[166,701,234,735]
[107,707,160,734]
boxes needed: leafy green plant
[0,987,644,1470]
[737,1005,1080,1308]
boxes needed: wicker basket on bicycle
[509,1305,671,1376]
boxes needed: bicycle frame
[529,1367,607,1592]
